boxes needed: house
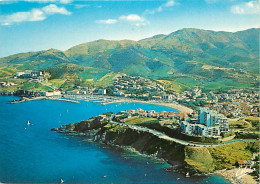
[162,94,173,100]
[43,90,61,97]
[113,91,124,96]
[98,89,107,95]
[98,114,107,121]
[66,90,80,95]
[237,160,254,168]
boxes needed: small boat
[27,120,30,126]
[60,178,64,183]
[186,172,190,177]
[177,178,180,180]
[103,175,107,178]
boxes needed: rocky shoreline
[215,168,257,184]
[51,116,258,183]
[52,127,196,177]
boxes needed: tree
[235,161,239,168]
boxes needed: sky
[0,0,259,57]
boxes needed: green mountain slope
[0,28,259,90]
[0,49,71,70]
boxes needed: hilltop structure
[16,70,44,82]
[180,108,229,137]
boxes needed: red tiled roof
[238,160,244,164]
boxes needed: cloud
[59,0,73,4]
[144,0,175,15]
[74,4,89,9]
[119,14,149,27]
[1,4,71,26]
[24,0,56,2]
[231,0,260,14]
[205,0,236,3]
[97,14,149,27]
[165,0,175,7]
[42,4,71,15]
[96,0,175,27]
[119,14,144,22]
[2,9,46,26]
[0,0,73,4]
[97,19,117,24]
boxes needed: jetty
[8,96,79,104]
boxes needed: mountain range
[0,28,259,91]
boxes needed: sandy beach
[215,168,257,184]
[102,98,193,113]
[9,94,193,113]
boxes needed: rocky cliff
[52,116,259,175]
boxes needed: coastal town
[1,70,259,118]
[1,69,259,183]
[1,1,259,183]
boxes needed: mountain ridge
[0,28,259,90]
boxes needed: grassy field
[95,72,118,87]
[244,116,260,132]
[21,82,53,91]
[48,79,67,89]
[157,79,191,92]
[208,141,258,169]
[229,116,259,132]
[185,141,258,173]
[124,116,157,124]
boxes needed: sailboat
[185,172,190,177]
[27,120,30,126]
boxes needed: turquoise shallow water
[0,96,229,183]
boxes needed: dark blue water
[0,96,229,183]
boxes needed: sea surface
[0,96,229,183]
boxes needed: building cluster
[205,89,259,117]
[123,108,189,120]
[180,108,229,138]
[158,87,259,118]
[16,70,44,82]
[162,87,207,102]
[111,74,164,97]
[101,107,230,138]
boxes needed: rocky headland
[51,115,259,180]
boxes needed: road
[109,120,257,148]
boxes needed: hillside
[0,28,259,91]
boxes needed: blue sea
[0,96,229,183]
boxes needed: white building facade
[180,108,229,137]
